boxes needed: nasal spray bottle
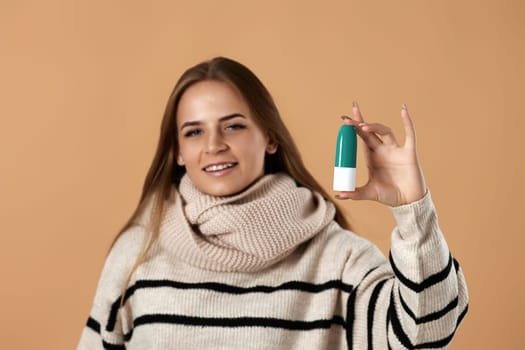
[333,122,357,191]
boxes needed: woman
[78,57,468,349]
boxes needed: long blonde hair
[113,57,351,287]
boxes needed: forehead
[176,80,250,123]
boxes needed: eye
[183,129,202,137]
[226,123,247,131]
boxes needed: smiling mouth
[203,162,238,172]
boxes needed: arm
[77,225,145,350]
[337,103,468,348]
[377,191,467,348]
[345,192,468,349]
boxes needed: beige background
[1,0,523,348]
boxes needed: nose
[205,130,227,154]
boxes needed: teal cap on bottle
[335,125,357,167]
[333,124,357,191]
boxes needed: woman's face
[176,80,277,196]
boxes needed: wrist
[400,187,427,206]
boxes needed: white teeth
[204,163,235,172]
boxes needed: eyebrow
[179,113,246,131]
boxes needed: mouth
[202,162,238,172]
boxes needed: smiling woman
[175,81,277,197]
[77,57,468,349]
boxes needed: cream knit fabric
[159,173,335,272]
[77,174,468,349]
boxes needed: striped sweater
[77,190,468,349]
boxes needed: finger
[335,185,376,201]
[340,116,379,154]
[359,122,399,146]
[341,116,376,148]
[351,101,364,123]
[335,191,361,200]
[357,124,382,149]
[401,104,416,148]
[340,115,361,126]
[350,102,383,149]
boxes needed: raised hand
[335,102,427,207]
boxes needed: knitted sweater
[77,176,468,349]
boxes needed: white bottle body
[333,166,356,191]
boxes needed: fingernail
[341,115,352,121]
[335,195,349,200]
[352,101,358,108]
[402,103,408,110]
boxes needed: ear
[176,153,185,166]
[266,141,278,155]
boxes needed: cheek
[177,142,198,165]
[242,138,269,163]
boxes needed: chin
[192,180,236,196]
[202,186,243,197]
[192,173,264,197]
[198,180,257,197]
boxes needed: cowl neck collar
[158,173,335,272]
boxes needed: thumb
[334,185,371,201]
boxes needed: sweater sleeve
[350,190,469,349]
[77,225,146,350]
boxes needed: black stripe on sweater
[367,279,390,350]
[106,279,354,332]
[345,265,382,350]
[345,288,357,350]
[87,316,125,349]
[388,289,469,349]
[124,329,133,342]
[456,304,468,328]
[132,279,354,296]
[86,316,101,334]
[386,304,393,350]
[453,257,460,272]
[132,314,346,330]
[399,287,459,324]
[362,265,381,281]
[389,252,453,293]
[102,341,126,350]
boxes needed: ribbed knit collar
[158,173,335,272]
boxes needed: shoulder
[312,221,377,257]
[306,221,388,280]
[105,225,147,274]
[93,225,147,301]
[110,224,147,257]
